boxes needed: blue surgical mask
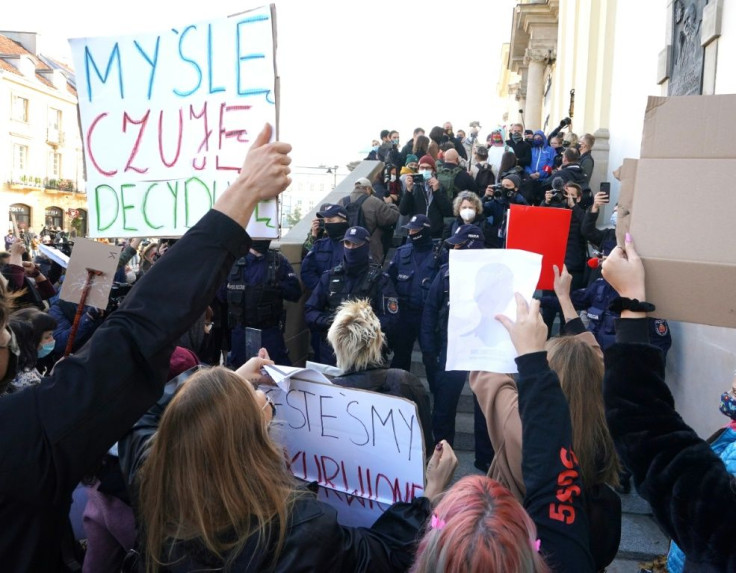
[372,145,379,152]
[391,138,399,145]
[419,170,432,180]
[38,341,55,358]
[609,212,618,227]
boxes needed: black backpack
[340,194,369,229]
[474,163,496,192]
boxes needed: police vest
[394,243,442,310]
[326,263,383,312]
[226,251,284,329]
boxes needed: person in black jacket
[601,236,736,572]
[506,123,532,169]
[120,349,457,572]
[400,155,453,238]
[0,124,292,571]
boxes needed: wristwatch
[608,297,656,313]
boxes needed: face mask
[460,208,476,222]
[390,174,397,182]
[609,212,618,227]
[204,323,214,335]
[409,228,432,247]
[372,145,379,152]
[511,133,522,143]
[38,341,55,359]
[391,138,399,145]
[720,392,736,420]
[533,138,544,147]
[251,240,271,255]
[419,170,432,180]
[343,243,370,268]
[325,221,349,239]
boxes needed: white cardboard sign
[446,249,542,373]
[69,5,279,238]
[59,238,121,309]
[263,377,426,527]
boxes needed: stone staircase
[408,348,670,571]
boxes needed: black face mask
[325,221,349,239]
[409,228,433,248]
[251,240,271,255]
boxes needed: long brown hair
[546,337,620,488]
[138,367,296,571]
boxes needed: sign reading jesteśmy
[69,5,279,238]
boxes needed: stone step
[616,513,669,562]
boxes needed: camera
[490,184,515,200]
[318,219,325,231]
[549,177,567,205]
[106,282,133,314]
[412,173,424,185]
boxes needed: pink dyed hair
[411,476,550,573]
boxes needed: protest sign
[505,204,571,290]
[445,249,542,373]
[59,238,120,309]
[69,5,279,238]
[38,244,70,268]
[263,376,426,527]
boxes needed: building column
[524,49,550,130]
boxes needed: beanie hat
[503,174,522,189]
[405,154,418,166]
[168,346,199,380]
[418,154,436,170]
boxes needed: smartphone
[245,327,262,361]
[600,182,611,201]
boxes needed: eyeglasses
[249,380,277,418]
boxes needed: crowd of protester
[0,119,727,572]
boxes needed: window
[45,206,63,229]
[11,95,29,122]
[48,107,61,131]
[13,144,28,172]
[9,204,31,229]
[49,151,62,177]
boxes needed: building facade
[498,0,736,437]
[0,32,88,238]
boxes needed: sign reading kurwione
[70,5,279,238]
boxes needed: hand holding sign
[602,234,646,302]
[214,124,292,230]
[496,293,548,357]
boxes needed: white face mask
[460,208,476,222]
[390,174,397,182]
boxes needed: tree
[286,205,303,227]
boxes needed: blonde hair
[453,191,482,218]
[138,367,296,571]
[546,337,620,488]
[327,299,384,372]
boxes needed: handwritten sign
[446,249,542,373]
[59,238,121,309]
[69,5,279,238]
[263,378,426,527]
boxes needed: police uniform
[304,226,400,367]
[224,246,302,369]
[386,215,443,371]
[418,224,495,468]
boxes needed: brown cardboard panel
[615,158,638,247]
[641,95,736,159]
[643,258,736,328]
[630,158,736,264]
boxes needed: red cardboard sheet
[505,205,571,290]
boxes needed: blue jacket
[419,263,450,356]
[386,242,442,311]
[300,237,344,291]
[218,251,301,304]
[304,262,399,334]
[525,130,556,180]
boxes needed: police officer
[420,224,494,470]
[224,239,302,369]
[386,214,443,371]
[301,205,349,291]
[305,226,400,366]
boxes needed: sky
[4,0,516,175]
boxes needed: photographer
[399,154,453,239]
[482,174,529,248]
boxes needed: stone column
[524,48,550,130]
